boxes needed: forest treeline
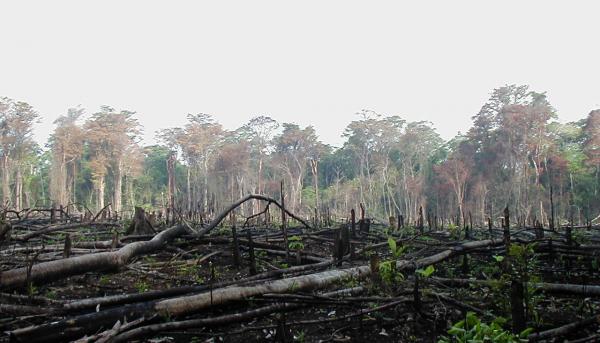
[1,84,599,227]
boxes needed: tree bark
[310,159,320,227]
[2,154,10,205]
[15,164,22,211]
[97,177,105,212]
[113,159,123,213]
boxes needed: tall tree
[241,116,279,197]
[0,97,39,209]
[583,110,600,197]
[49,107,85,207]
[85,106,141,212]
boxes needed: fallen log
[0,224,188,290]
[431,277,600,297]
[8,238,502,342]
[112,287,364,343]
[528,314,600,341]
[12,221,121,242]
[63,259,334,311]
[0,194,309,290]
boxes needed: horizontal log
[8,238,502,342]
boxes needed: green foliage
[27,283,38,297]
[379,260,404,285]
[387,237,407,258]
[438,312,531,343]
[134,280,150,293]
[446,223,461,239]
[288,235,305,251]
[416,265,435,278]
[256,250,268,259]
[341,275,359,288]
[295,330,306,343]
[45,290,57,299]
[99,275,111,285]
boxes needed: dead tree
[0,194,310,290]
[125,207,156,235]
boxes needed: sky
[0,1,599,149]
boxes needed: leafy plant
[288,235,305,251]
[134,280,149,293]
[387,237,407,258]
[295,330,306,342]
[379,260,404,285]
[27,283,38,296]
[45,290,57,299]
[256,250,268,259]
[99,275,110,285]
[438,312,531,343]
[416,265,435,278]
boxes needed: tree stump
[0,222,11,242]
[126,207,156,235]
[359,218,371,235]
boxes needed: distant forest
[1,84,599,227]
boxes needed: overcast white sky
[0,1,598,148]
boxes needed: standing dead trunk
[310,159,320,227]
[186,167,192,212]
[281,180,289,261]
[167,152,176,223]
[126,207,156,235]
[15,164,22,211]
[72,161,78,205]
[97,177,105,212]
[113,159,123,213]
[2,154,10,206]
[203,159,209,213]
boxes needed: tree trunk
[7,238,503,342]
[97,177,105,212]
[167,153,176,222]
[0,194,311,290]
[113,159,123,213]
[126,207,156,235]
[203,159,209,213]
[311,159,320,226]
[72,162,78,205]
[2,154,10,206]
[186,166,192,211]
[15,164,22,211]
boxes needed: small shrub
[438,312,531,343]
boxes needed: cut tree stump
[126,207,156,236]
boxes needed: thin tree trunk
[186,167,192,211]
[311,160,320,220]
[15,164,22,211]
[113,159,123,213]
[2,154,10,206]
[97,177,105,212]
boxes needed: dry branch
[0,194,308,289]
[12,221,120,242]
[8,238,502,342]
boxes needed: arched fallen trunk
[0,194,310,290]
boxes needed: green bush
[438,312,531,343]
